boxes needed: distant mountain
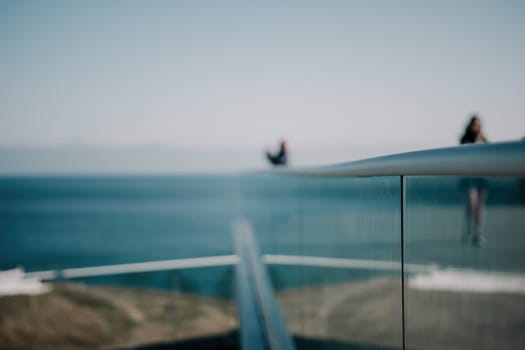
[0,145,265,175]
[0,143,420,175]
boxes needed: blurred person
[460,114,488,144]
[460,115,488,245]
[266,139,288,166]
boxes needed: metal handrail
[276,141,525,177]
[25,255,238,280]
[233,219,296,350]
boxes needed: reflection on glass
[240,175,403,349]
[405,176,525,350]
[0,176,239,349]
[0,269,237,349]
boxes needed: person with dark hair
[460,114,488,245]
[266,139,288,166]
[461,115,488,144]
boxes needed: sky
[0,0,524,173]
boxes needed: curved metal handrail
[276,141,525,177]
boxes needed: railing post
[400,175,406,350]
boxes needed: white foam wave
[0,268,51,296]
[409,268,525,294]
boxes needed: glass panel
[0,176,237,270]
[0,269,236,349]
[236,174,303,258]
[405,176,525,350]
[239,174,403,349]
[0,176,238,349]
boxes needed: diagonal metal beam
[233,219,296,350]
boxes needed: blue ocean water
[0,175,401,271]
[0,175,400,296]
[0,176,240,271]
[0,175,523,296]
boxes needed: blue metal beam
[233,219,297,350]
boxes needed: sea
[1,174,524,297]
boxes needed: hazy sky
[1,0,524,171]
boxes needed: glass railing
[237,141,525,350]
[238,175,403,349]
[1,141,524,350]
[404,175,525,350]
[0,176,240,350]
[14,268,237,349]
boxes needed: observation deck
[11,141,525,349]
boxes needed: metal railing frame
[276,141,525,177]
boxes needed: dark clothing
[460,133,488,190]
[266,148,287,166]
[459,177,488,191]
[460,133,487,145]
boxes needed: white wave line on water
[25,255,239,280]
[0,268,51,296]
[265,255,525,294]
[409,268,525,294]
